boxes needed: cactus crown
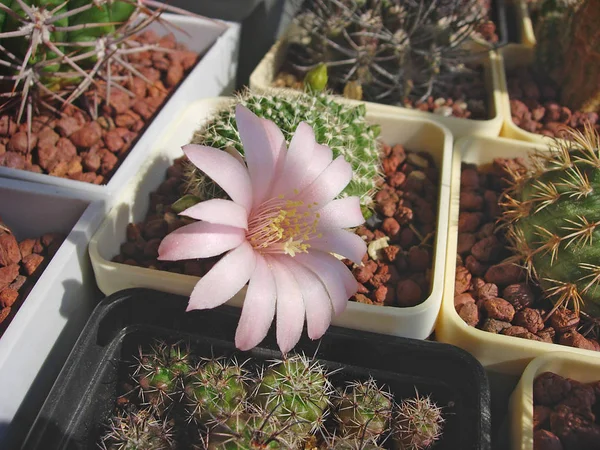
[99,409,174,450]
[185,90,382,218]
[502,125,600,317]
[0,0,191,124]
[393,391,444,450]
[285,0,490,105]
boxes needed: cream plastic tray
[0,15,240,204]
[249,26,505,140]
[436,135,600,376]
[508,352,600,450]
[89,97,453,340]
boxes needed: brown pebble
[457,233,476,255]
[0,307,10,324]
[22,253,45,276]
[484,263,523,286]
[458,302,479,326]
[396,279,423,307]
[458,212,482,233]
[481,318,512,334]
[533,429,563,450]
[0,264,20,291]
[381,218,401,238]
[455,292,476,310]
[502,283,535,311]
[534,405,552,430]
[70,122,102,148]
[0,288,18,308]
[559,331,598,351]
[549,308,580,334]
[534,372,571,406]
[408,246,430,271]
[0,233,21,266]
[455,266,472,295]
[481,297,515,321]
[514,308,545,334]
[8,131,36,153]
[353,265,374,284]
[8,275,26,292]
[465,255,488,277]
[476,282,498,301]
[471,235,504,262]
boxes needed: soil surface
[113,141,440,309]
[533,372,600,450]
[0,30,199,184]
[507,67,600,139]
[0,222,65,336]
[454,159,600,352]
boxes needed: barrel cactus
[393,392,444,450]
[502,126,600,317]
[99,409,174,450]
[251,354,333,438]
[183,90,382,218]
[334,378,393,441]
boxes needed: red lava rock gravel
[454,159,600,352]
[533,372,600,450]
[0,31,199,184]
[507,67,600,139]
[0,222,65,336]
[113,141,440,309]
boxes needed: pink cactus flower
[158,105,366,354]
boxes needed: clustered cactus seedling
[0,0,190,132]
[100,341,445,449]
[393,392,444,450]
[178,90,382,218]
[284,0,491,105]
[502,125,600,318]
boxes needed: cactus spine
[334,378,393,440]
[502,125,600,317]
[393,392,444,450]
[99,409,174,450]
[185,90,382,218]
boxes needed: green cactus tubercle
[185,91,382,219]
[503,126,600,317]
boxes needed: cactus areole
[503,126,600,317]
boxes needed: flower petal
[299,142,333,192]
[180,199,249,230]
[294,250,358,315]
[235,254,276,351]
[183,143,253,212]
[310,229,367,265]
[295,156,352,208]
[186,241,256,311]
[270,122,315,196]
[270,256,306,354]
[224,146,246,167]
[279,257,332,341]
[158,221,246,261]
[235,105,286,207]
[317,197,365,229]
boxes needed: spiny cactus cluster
[0,0,190,125]
[183,90,382,218]
[284,0,491,106]
[99,341,445,450]
[502,125,600,317]
[393,393,444,450]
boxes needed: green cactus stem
[304,63,328,92]
[393,391,444,450]
[185,358,249,422]
[502,125,600,317]
[334,378,393,441]
[251,354,332,438]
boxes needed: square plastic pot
[508,352,600,450]
[0,15,240,204]
[436,135,600,379]
[23,288,492,450]
[88,96,453,340]
[248,25,506,139]
[501,0,536,53]
[0,179,107,448]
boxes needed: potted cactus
[501,0,599,143]
[88,90,454,345]
[0,0,240,202]
[23,288,492,450]
[249,0,506,138]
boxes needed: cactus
[502,125,600,317]
[251,354,333,438]
[322,435,386,449]
[185,90,382,218]
[334,378,393,441]
[0,0,191,126]
[206,407,300,450]
[285,0,489,106]
[99,409,174,450]
[185,358,249,422]
[393,391,444,450]
[133,341,192,413]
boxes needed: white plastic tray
[437,135,600,377]
[508,352,600,450]
[249,26,505,139]
[0,14,241,204]
[0,178,106,446]
[89,97,453,340]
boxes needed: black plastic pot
[24,288,491,450]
